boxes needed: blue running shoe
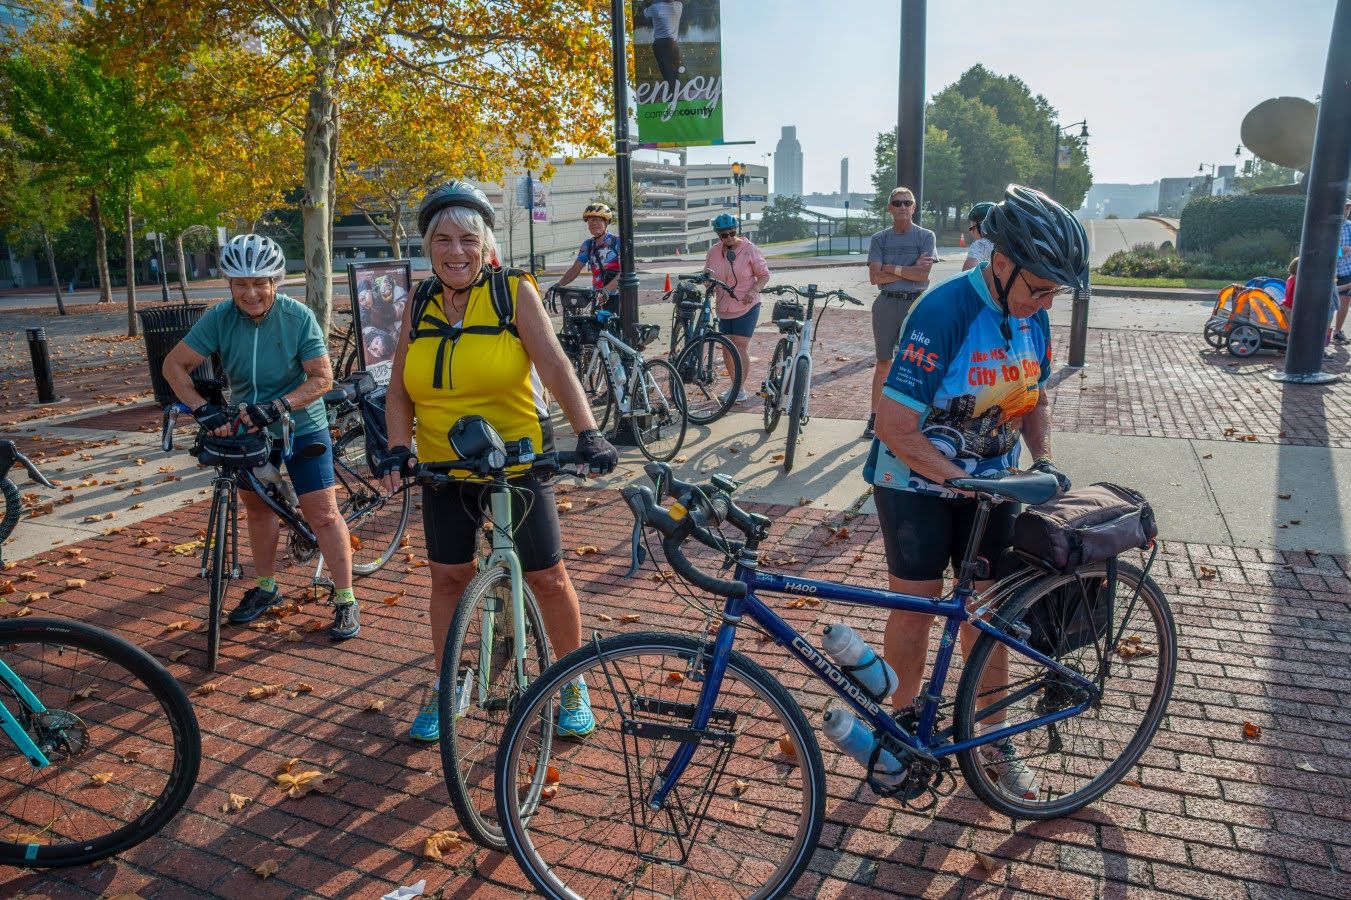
[410,687,440,743]
[556,677,595,738]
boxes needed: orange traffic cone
[958,232,966,247]
[664,273,672,292]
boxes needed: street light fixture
[1048,119,1089,199]
[730,161,748,223]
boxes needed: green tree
[758,195,811,243]
[1234,158,1301,193]
[928,88,1032,208]
[1,49,181,334]
[0,130,82,313]
[869,125,962,229]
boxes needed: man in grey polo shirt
[865,185,936,438]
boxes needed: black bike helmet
[418,181,495,236]
[981,185,1089,290]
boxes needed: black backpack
[408,266,531,390]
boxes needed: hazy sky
[666,0,1333,192]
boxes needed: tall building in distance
[774,126,804,198]
[840,158,849,197]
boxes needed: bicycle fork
[0,660,52,768]
[470,489,529,712]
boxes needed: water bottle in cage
[822,623,899,703]
[822,707,904,787]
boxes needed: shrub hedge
[1098,244,1285,281]
[1177,194,1305,253]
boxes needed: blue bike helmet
[712,212,738,232]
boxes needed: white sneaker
[719,388,751,404]
[980,737,1039,801]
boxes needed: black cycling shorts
[421,474,563,571]
[873,486,1019,581]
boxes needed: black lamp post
[730,161,748,223]
[1048,120,1089,199]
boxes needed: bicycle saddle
[323,370,377,405]
[946,472,1059,505]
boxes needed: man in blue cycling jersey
[163,234,360,641]
[864,185,1086,800]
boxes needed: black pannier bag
[1011,483,1156,575]
[1023,566,1114,655]
[772,298,804,323]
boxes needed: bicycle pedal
[308,577,335,604]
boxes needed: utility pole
[896,0,926,223]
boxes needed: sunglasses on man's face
[1019,271,1071,302]
[889,199,915,208]
[717,230,737,238]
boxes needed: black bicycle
[666,271,744,425]
[0,441,201,868]
[161,373,409,671]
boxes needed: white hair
[426,204,501,264]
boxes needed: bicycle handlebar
[0,440,53,489]
[161,402,294,458]
[677,271,735,296]
[762,284,864,307]
[413,443,585,484]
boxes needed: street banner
[530,178,549,223]
[347,259,412,386]
[632,0,724,147]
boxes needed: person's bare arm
[1020,390,1052,461]
[875,397,971,489]
[163,341,210,410]
[961,254,979,271]
[869,258,935,286]
[555,260,584,287]
[237,354,333,431]
[514,279,598,434]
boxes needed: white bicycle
[759,284,863,472]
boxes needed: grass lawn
[1091,273,1231,290]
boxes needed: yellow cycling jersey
[403,271,552,465]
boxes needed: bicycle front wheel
[763,337,790,434]
[440,566,552,850]
[677,333,743,425]
[206,482,231,673]
[783,356,809,473]
[334,425,411,575]
[0,618,201,868]
[496,632,825,900]
[631,358,688,463]
[954,559,1176,819]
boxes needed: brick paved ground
[1,489,1347,898]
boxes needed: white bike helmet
[219,234,287,279]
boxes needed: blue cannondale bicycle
[493,464,1175,898]
[0,441,200,868]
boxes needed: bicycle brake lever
[624,516,647,577]
[15,450,53,489]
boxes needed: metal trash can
[138,303,214,406]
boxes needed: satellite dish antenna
[1241,97,1317,171]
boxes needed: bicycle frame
[646,545,1101,812]
[197,465,319,580]
[588,330,646,417]
[0,658,52,768]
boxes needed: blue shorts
[718,303,761,338]
[239,427,335,497]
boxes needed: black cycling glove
[1030,458,1072,493]
[243,402,284,430]
[193,404,232,433]
[377,445,418,479]
[575,429,619,476]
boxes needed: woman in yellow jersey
[381,182,618,742]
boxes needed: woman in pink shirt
[704,213,771,402]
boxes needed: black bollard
[1067,287,1091,368]
[26,327,56,404]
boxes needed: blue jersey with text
[863,264,1051,497]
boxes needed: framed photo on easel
[346,259,412,386]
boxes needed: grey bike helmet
[418,180,495,235]
[981,185,1089,290]
[219,234,287,279]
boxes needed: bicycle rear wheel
[954,559,1176,819]
[496,632,824,900]
[783,356,809,473]
[676,334,743,425]
[0,618,201,868]
[631,358,688,463]
[333,425,411,575]
[440,566,552,849]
